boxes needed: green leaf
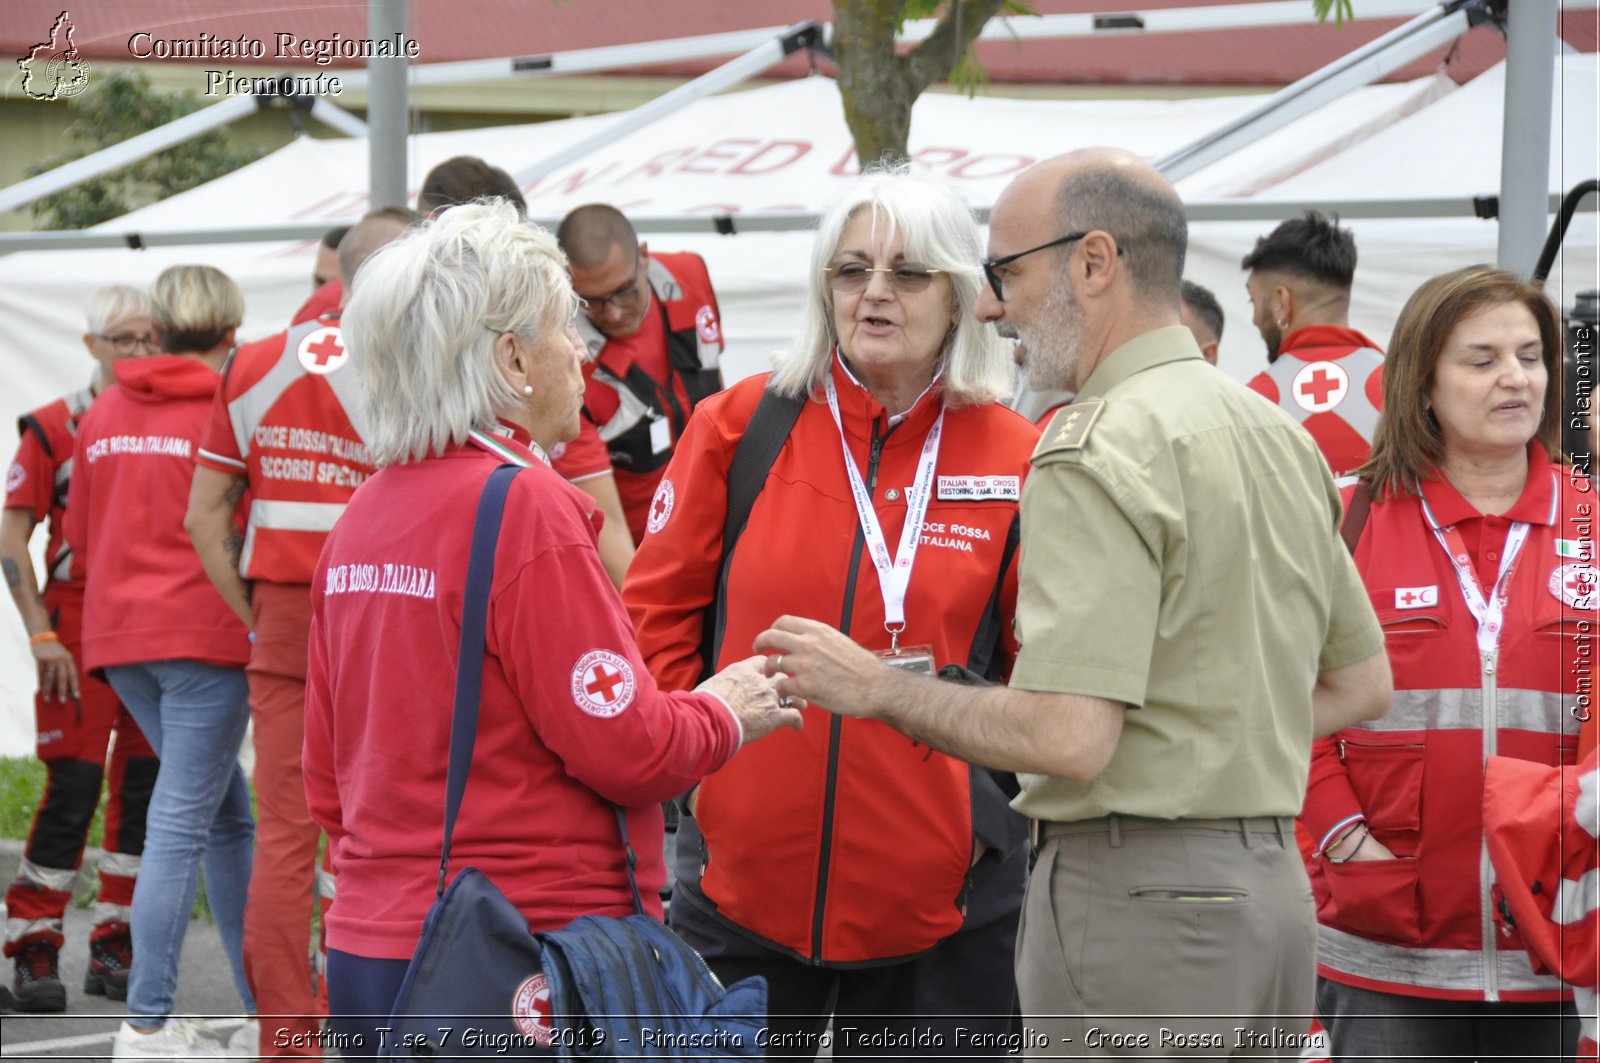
[1312,0,1357,27]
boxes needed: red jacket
[195,316,373,585]
[1247,325,1384,477]
[1303,447,1588,1001]
[303,430,741,960]
[553,252,724,542]
[624,362,1037,963]
[66,356,251,673]
[1485,749,1600,1055]
[7,386,94,591]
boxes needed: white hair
[342,200,578,466]
[769,165,1014,407]
[84,285,151,335]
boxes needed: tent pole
[0,96,258,215]
[368,0,409,210]
[1496,0,1558,277]
[511,23,823,190]
[1153,1,1480,182]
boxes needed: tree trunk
[832,0,1010,169]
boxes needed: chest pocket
[1371,591,1447,641]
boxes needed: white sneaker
[225,1018,259,1060]
[112,1018,229,1060]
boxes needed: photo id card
[877,644,936,675]
[649,415,672,454]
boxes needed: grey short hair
[769,166,1013,407]
[84,285,151,334]
[1056,164,1187,306]
[342,200,578,466]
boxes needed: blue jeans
[107,661,256,1028]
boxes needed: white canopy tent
[0,58,1594,750]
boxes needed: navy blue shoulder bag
[382,463,766,1060]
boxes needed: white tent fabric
[0,61,1594,751]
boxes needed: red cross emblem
[1551,563,1600,608]
[570,649,636,718]
[511,972,555,1045]
[585,664,624,703]
[1399,591,1417,605]
[646,478,675,535]
[1290,361,1349,414]
[297,327,347,375]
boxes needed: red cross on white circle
[570,649,636,718]
[297,327,347,375]
[585,663,624,704]
[1290,360,1349,414]
[511,972,554,1045]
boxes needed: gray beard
[1021,280,1086,392]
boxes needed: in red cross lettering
[1570,574,1594,597]
[585,664,623,703]
[305,334,344,366]
[1298,368,1341,405]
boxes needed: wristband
[29,631,59,645]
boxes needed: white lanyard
[1419,471,1554,657]
[824,375,944,646]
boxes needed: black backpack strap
[1340,479,1374,556]
[695,387,806,681]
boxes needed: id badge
[649,415,672,455]
[877,643,935,675]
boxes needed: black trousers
[672,846,1026,1062]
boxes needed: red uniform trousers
[4,586,157,951]
[242,582,328,1056]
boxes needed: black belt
[1039,814,1293,848]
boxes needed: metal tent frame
[0,0,1588,271]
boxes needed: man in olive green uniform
[755,149,1391,1057]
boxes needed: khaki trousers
[1017,816,1316,1060]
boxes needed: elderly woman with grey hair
[303,200,799,1057]
[624,167,1039,1059]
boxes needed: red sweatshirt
[67,356,251,672]
[304,430,742,960]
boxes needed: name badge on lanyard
[824,375,944,668]
[649,414,672,455]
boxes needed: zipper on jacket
[810,418,888,962]
[1480,647,1500,1002]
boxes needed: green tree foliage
[832,0,1035,168]
[28,70,264,230]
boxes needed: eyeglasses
[823,263,945,294]
[981,231,1122,302]
[95,332,159,354]
[578,264,646,316]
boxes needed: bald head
[1012,148,1188,306]
[339,207,417,294]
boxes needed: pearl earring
[522,384,534,396]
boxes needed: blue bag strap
[435,462,648,917]
[437,463,522,897]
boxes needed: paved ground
[0,838,255,1061]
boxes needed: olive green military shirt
[1011,326,1383,821]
